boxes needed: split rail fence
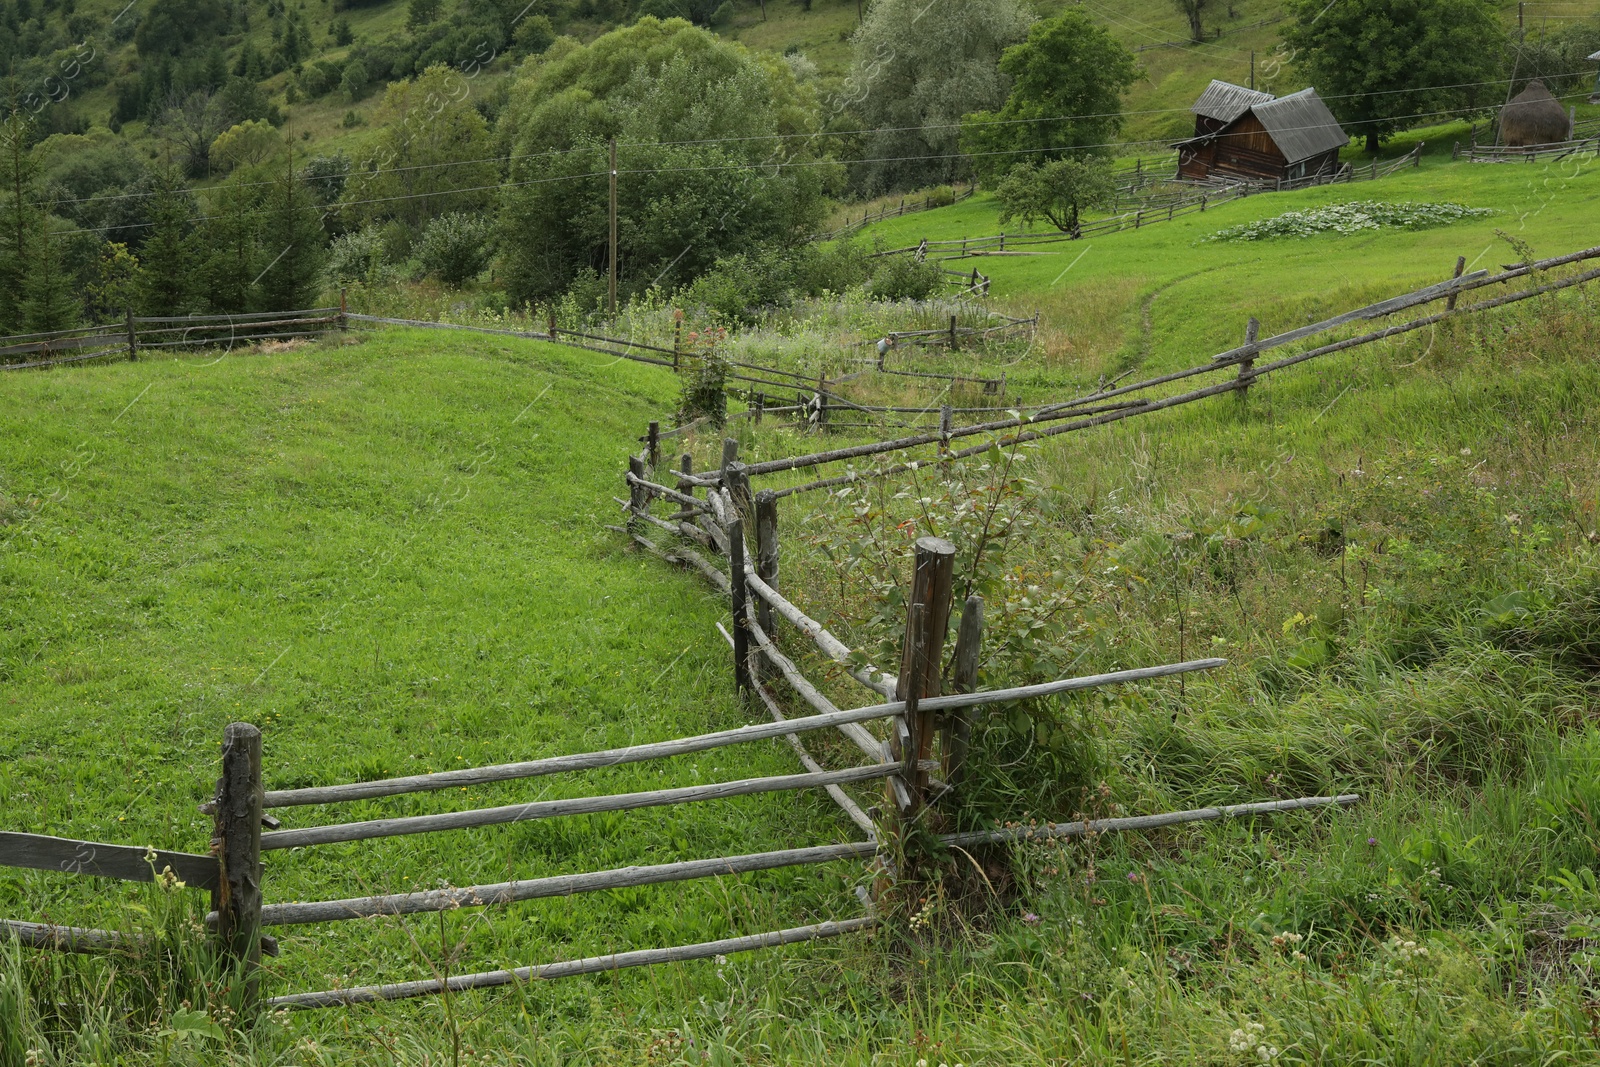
[0,306,348,371]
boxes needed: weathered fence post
[753,391,765,425]
[646,421,660,469]
[627,454,647,533]
[892,537,957,814]
[938,405,953,468]
[212,723,263,1006]
[1445,255,1466,311]
[677,454,694,494]
[672,311,683,371]
[754,490,779,644]
[724,461,752,526]
[1235,316,1261,406]
[721,437,739,471]
[124,309,137,362]
[943,595,984,791]
[729,517,752,693]
[948,315,958,351]
[547,307,557,340]
[339,287,348,332]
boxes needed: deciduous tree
[1283,0,1505,153]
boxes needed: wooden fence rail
[2,307,347,370]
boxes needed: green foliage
[21,214,79,331]
[416,210,495,285]
[677,326,729,426]
[324,225,395,288]
[498,17,828,305]
[959,7,1139,183]
[341,65,500,229]
[0,110,38,335]
[511,14,556,56]
[135,170,198,316]
[993,157,1116,234]
[867,253,943,301]
[208,120,282,173]
[682,241,872,322]
[843,0,1033,195]
[1283,0,1505,152]
[255,173,328,312]
[134,0,229,57]
[1509,20,1600,96]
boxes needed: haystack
[1501,81,1571,147]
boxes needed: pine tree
[255,166,326,312]
[22,217,81,333]
[203,179,264,313]
[137,170,198,316]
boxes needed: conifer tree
[255,166,326,312]
[22,217,81,333]
[203,178,265,313]
[137,170,198,316]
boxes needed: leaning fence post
[1237,316,1260,403]
[948,315,958,351]
[124,309,137,362]
[753,391,765,425]
[938,405,953,467]
[893,538,956,814]
[943,595,984,791]
[754,490,779,645]
[1445,255,1466,311]
[647,421,660,469]
[339,287,348,331]
[212,723,263,1007]
[724,461,752,526]
[729,517,752,693]
[627,455,647,533]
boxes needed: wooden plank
[261,764,908,850]
[742,604,889,764]
[2,919,132,953]
[0,832,219,891]
[943,794,1362,849]
[253,839,880,926]
[743,570,899,699]
[265,916,877,1009]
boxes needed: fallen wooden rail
[261,763,911,849]
[2,919,133,953]
[266,915,877,1009]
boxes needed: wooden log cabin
[1175,81,1350,183]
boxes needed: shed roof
[1192,79,1277,124]
[1251,88,1349,164]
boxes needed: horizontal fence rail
[0,832,220,891]
[260,763,914,850]
[2,307,347,370]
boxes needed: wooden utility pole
[608,137,618,317]
[212,723,263,1007]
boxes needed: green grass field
[0,331,873,1034]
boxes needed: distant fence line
[0,307,346,371]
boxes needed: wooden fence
[663,241,1600,503]
[814,184,978,242]
[1455,135,1600,163]
[0,306,348,370]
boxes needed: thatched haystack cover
[1501,81,1571,146]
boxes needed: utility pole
[608,137,618,317]
[1518,1,1523,29]
[1250,51,1255,91]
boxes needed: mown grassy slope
[0,331,867,1007]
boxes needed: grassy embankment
[5,151,1600,1062]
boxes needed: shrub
[869,254,944,301]
[416,212,496,286]
[324,226,394,287]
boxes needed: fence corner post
[125,309,137,362]
[627,454,647,533]
[212,722,263,1008]
[729,517,752,693]
[647,421,660,469]
[754,490,779,645]
[891,537,957,826]
[943,595,984,792]
[1445,255,1466,311]
[1237,316,1260,404]
[339,287,348,331]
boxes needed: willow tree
[496,17,829,306]
[841,0,1033,195]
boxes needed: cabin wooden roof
[1191,80,1277,124]
[1250,89,1349,164]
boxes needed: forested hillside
[2,0,1598,337]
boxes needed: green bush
[416,212,496,286]
[324,226,394,288]
[869,254,944,301]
